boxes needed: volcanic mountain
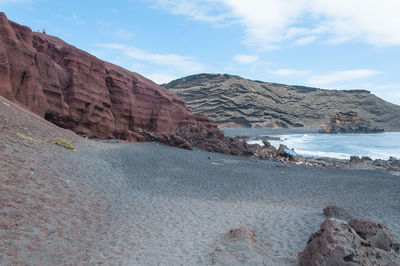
[0,13,216,143]
[163,74,400,130]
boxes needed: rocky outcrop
[0,13,217,142]
[176,124,277,159]
[163,74,400,130]
[323,205,354,222]
[299,218,400,266]
[319,111,384,133]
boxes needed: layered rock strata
[164,74,400,130]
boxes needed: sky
[1,0,400,104]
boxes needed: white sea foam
[246,131,400,160]
[291,149,351,159]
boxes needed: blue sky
[1,0,400,104]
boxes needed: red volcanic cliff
[0,12,216,141]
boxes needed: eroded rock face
[0,13,217,141]
[299,218,400,266]
[319,111,384,133]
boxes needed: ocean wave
[246,132,400,160]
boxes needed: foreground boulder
[319,111,384,133]
[0,13,216,142]
[299,218,400,266]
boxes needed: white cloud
[307,69,381,86]
[0,0,29,4]
[114,29,133,40]
[146,73,178,84]
[148,0,230,23]
[98,43,126,50]
[295,36,317,46]
[221,0,307,49]
[97,43,204,74]
[149,0,400,49]
[66,12,85,26]
[269,68,310,76]
[233,54,258,64]
[310,0,400,46]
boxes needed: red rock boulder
[299,218,400,266]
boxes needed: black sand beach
[3,134,399,264]
[113,142,400,264]
[1,97,399,265]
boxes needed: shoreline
[223,128,400,172]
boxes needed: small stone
[350,156,363,164]
[361,156,373,161]
[373,159,387,167]
[323,205,353,222]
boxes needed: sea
[223,128,400,160]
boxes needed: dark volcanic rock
[227,227,258,243]
[361,156,373,161]
[373,159,388,167]
[0,13,217,142]
[299,218,400,266]
[319,111,384,133]
[350,156,363,164]
[323,205,353,222]
[349,218,395,251]
[163,74,400,130]
[176,124,277,159]
[388,157,400,168]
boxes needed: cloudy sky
[2,0,400,104]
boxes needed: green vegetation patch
[52,138,75,150]
[17,132,39,142]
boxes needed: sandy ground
[1,96,400,265]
